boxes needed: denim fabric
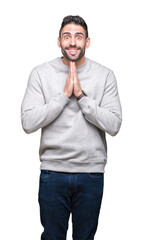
[38,170,104,240]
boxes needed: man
[21,15,122,240]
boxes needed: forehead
[61,23,85,35]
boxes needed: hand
[72,62,82,97]
[63,62,82,98]
[63,62,74,98]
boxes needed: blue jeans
[38,170,104,240]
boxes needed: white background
[0,0,143,239]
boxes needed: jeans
[38,170,104,240]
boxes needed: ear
[57,37,61,48]
[85,37,90,49]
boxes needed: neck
[62,55,85,67]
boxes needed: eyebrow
[62,32,84,36]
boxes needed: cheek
[77,40,86,47]
[60,41,68,49]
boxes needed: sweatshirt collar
[58,57,89,73]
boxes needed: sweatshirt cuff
[77,95,98,114]
[58,92,70,106]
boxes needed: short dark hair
[59,15,88,38]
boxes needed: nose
[70,36,76,46]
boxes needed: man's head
[58,15,90,66]
[59,15,89,39]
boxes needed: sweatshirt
[21,57,122,173]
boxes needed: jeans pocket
[40,170,53,179]
[88,173,103,179]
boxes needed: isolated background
[0,0,143,239]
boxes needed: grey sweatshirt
[21,57,122,173]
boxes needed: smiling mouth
[66,48,80,55]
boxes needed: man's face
[58,24,90,64]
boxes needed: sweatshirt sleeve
[21,68,70,134]
[77,71,122,136]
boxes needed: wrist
[63,91,71,99]
[76,90,87,100]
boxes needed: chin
[67,55,81,62]
[69,58,77,62]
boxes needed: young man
[21,15,122,240]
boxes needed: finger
[70,62,77,83]
[69,62,74,81]
[70,61,75,74]
[73,67,78,83]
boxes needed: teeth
[67,49,78,55]
[69,50,77,52]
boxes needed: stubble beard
[60,44,86,62]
